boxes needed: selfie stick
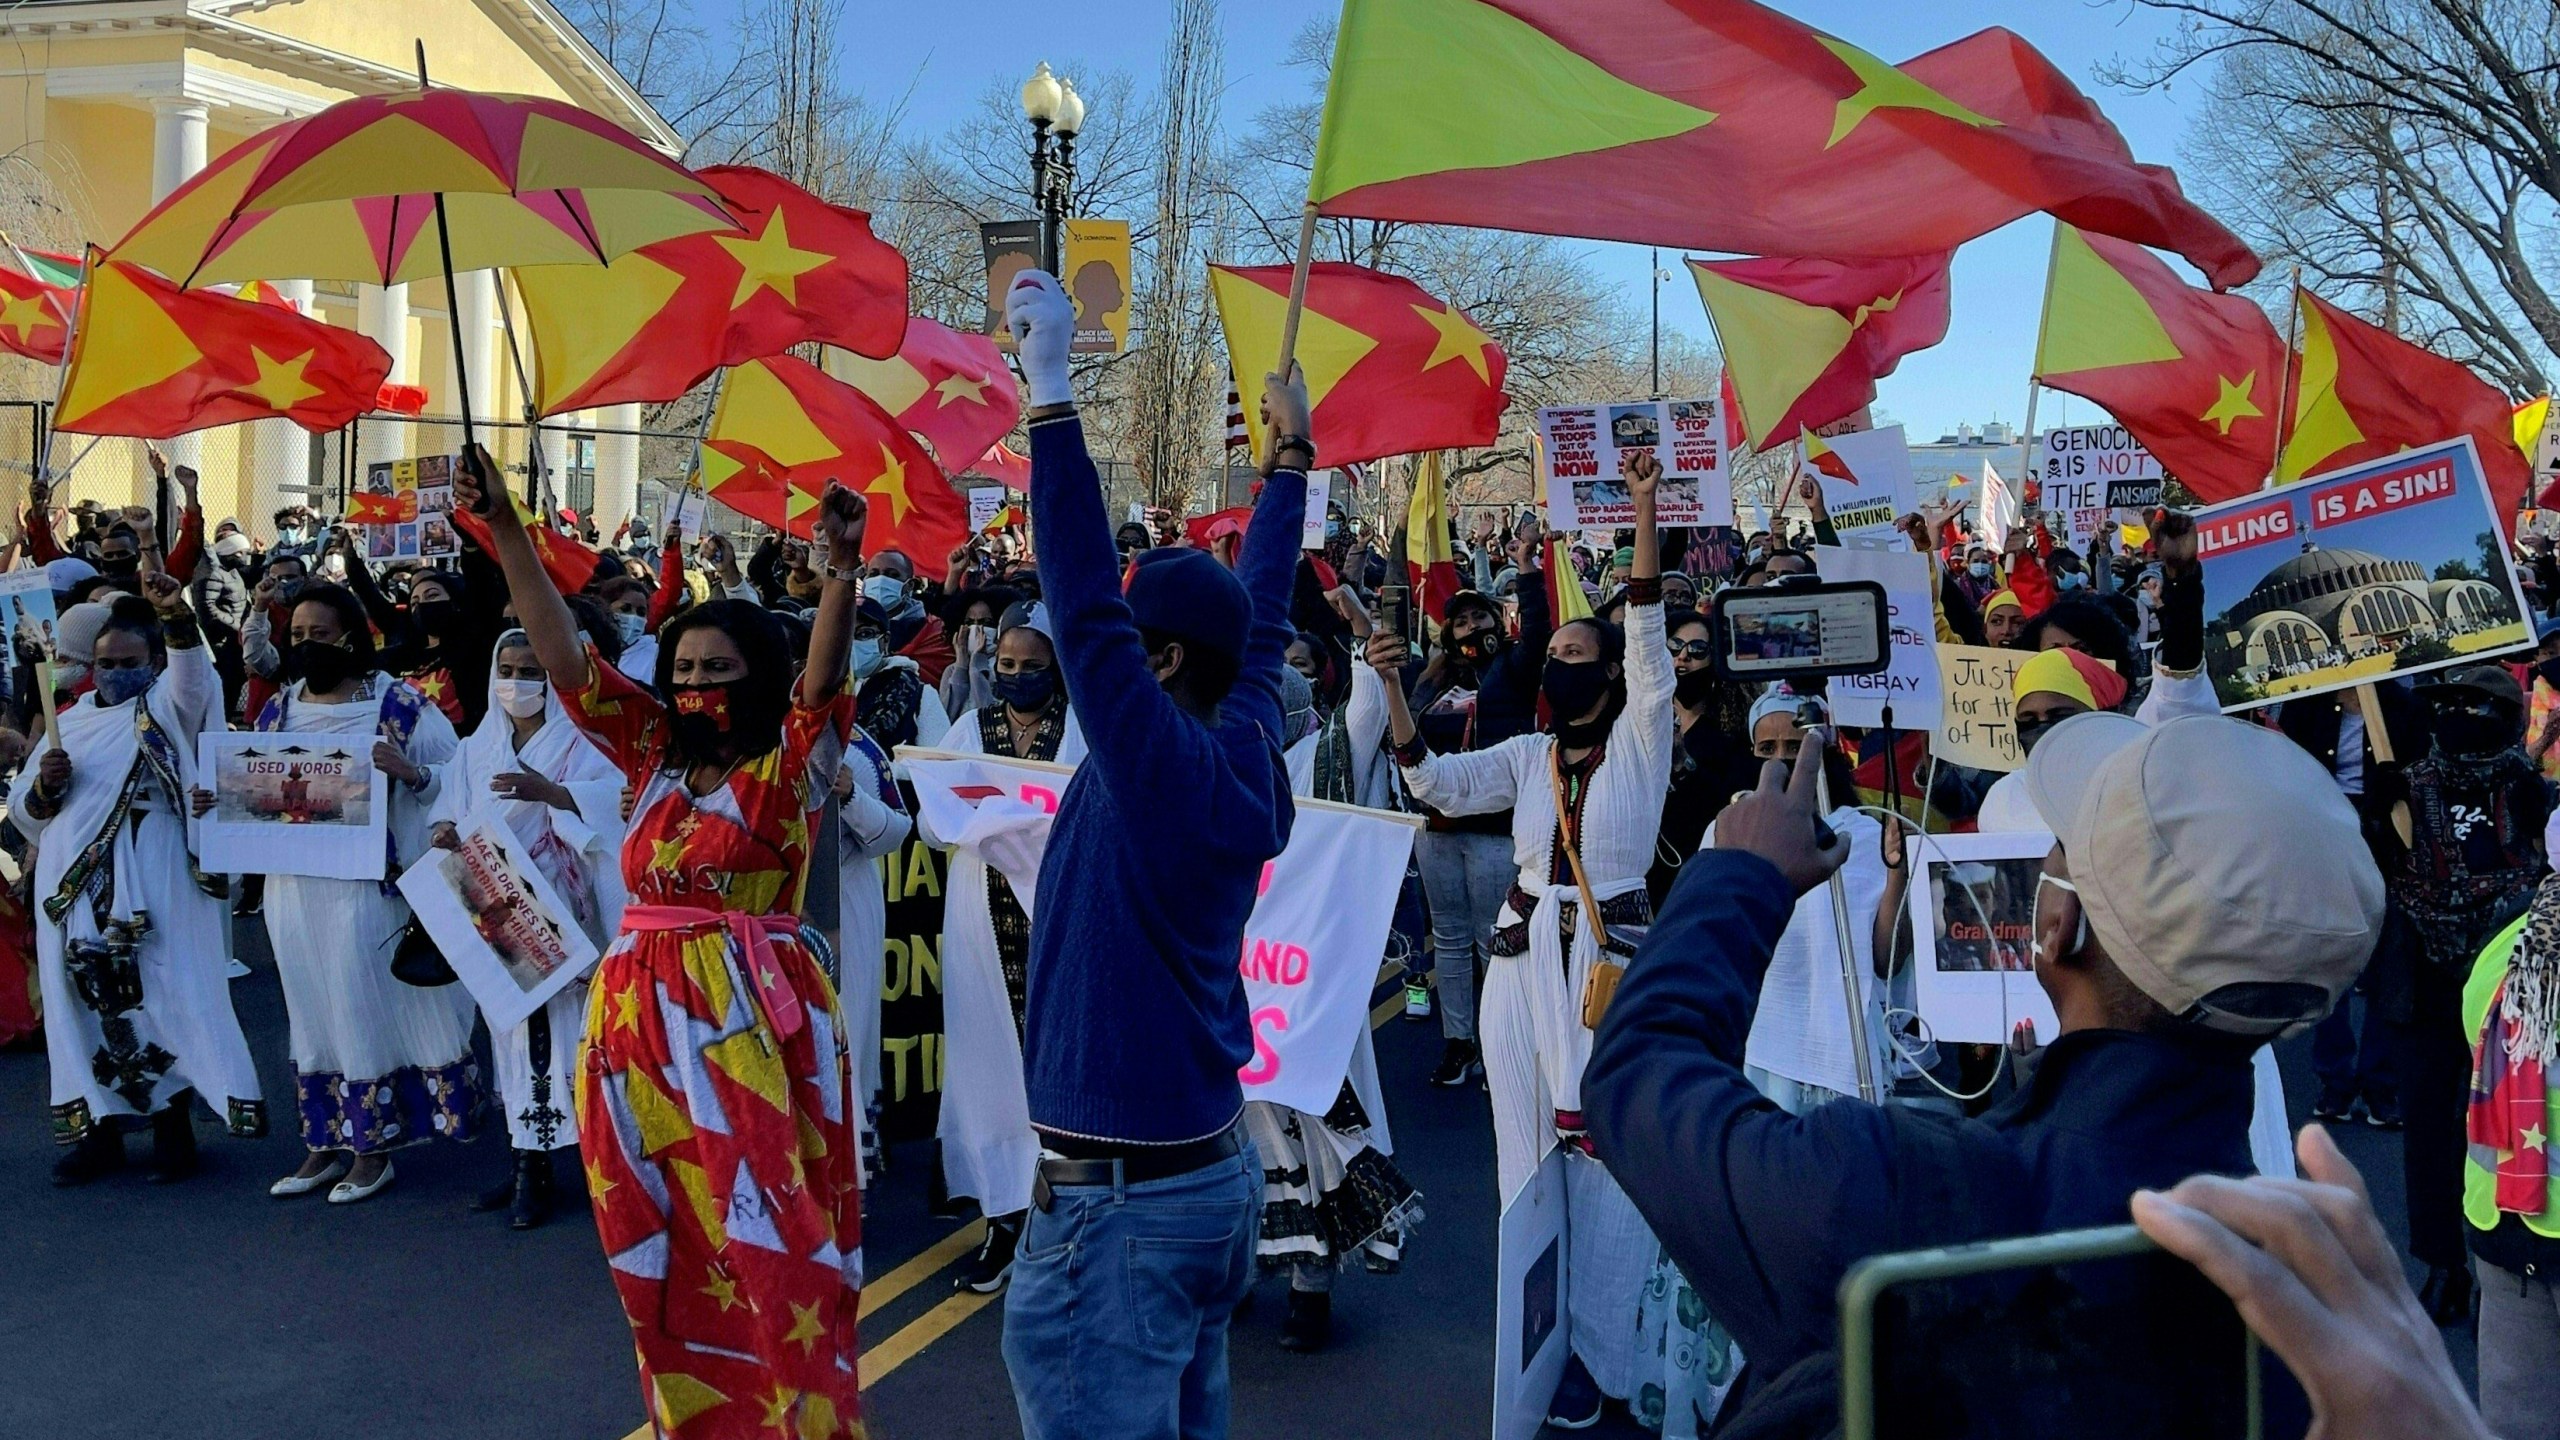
[1800,694,1881,1104]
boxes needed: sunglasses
[1667,639,1715,660]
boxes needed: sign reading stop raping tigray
[2195,435,2532,711]
[2036,425,2165,548]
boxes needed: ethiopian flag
[1211,261,1506,467]
[1309,0,2254,288]
[2030,225,2288,504]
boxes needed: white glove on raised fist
[1004,270,1076,409]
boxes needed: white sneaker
[270,1157,351,1197]
[1403,981,1432,1020]
[327,1159,396,1205]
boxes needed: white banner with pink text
[902,749,1420,1118]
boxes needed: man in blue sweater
[999,269,1304,1440]
[1587,713,2382,1435]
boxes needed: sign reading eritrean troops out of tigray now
[1537,398,1728,531]
[2195,436,2533,712]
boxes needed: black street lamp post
[1019,62,1086,275]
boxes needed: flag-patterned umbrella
[105,86,732,289]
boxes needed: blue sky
[797,0,2220,442]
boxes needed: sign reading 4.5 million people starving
[2195,436,2533,711]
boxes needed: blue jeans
[1002,1141,1262,1440]
[1417,828,1513,1043]
[2310,992,2399,1110]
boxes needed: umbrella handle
[429,188,480,487]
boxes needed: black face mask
[1673,669,1719,705]
[1456,628,1503,665]
[1542,658,1616,735]
[99,553,139,578]
[992,665,1058,713]
[291,639,357,692]
[2435,710,2516,757]
[2535,657,2560,693]
[411,600,460,638]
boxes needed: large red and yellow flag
[2279,290,2533,526]
[825,317,1021,469]
[2029,226,2288,504]
[516,164,908,416]
[0,263,75,365]
[55,259,390,437]
[1211,262,1507,468]
[1309,0,2254,288]
[1689,252,1950,451]
[701,356,965,560]
[1405,451,1461,623]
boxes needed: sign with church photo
[2195,436,2532,712]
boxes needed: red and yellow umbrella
[105,87,732,289]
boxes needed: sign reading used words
[1537,397,1728,531]
[196,730,390,882]
[2037,425,2164,549]
[1934,644,2028,772]
[2195,436,2532,711]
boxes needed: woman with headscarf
[921,600,1081,1296]
[203,580,469,1204]
[1370,451,1674,1430]
[426,627,629,1228]
[851,592,951,750]
[462,445,871,1440]
[1980,588,2028,649]
[18,582,261,1185]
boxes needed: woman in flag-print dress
[460,445,872,1440]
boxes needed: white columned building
[593,400,642,538]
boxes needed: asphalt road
[0,922,2458,1440]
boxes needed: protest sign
[1493,1149,1570,1440]
[903,747,1418,1118]
[358,455,458,563]
[195,731,389,881]
[2196,436,2532,711]
[1934,644,2027,772]
[966,487,1004,536]
[1979,460,2020,552]
[2036,425,2164,549]
[1815,546,1942,729]
[1906,829,2059,1044]
[877,799,949,1141]
[1537,397,1727,531]
[667,485,708,537]
[1303,470,1331,550]
[397,814,601,1033]
[0,566,57,664]
[1802,424,1917,546]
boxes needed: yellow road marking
[859,1290,1000,1387]
[860,1218,986,1320]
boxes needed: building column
[242,279,316,537]
[355,282,410,475]
[150,97,208,203]
[455,270,497,421]
[593,401,641,539]
[534,422,571,515]
[147,99,212,501]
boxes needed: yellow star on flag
[652,835,689,872]
[719,209,831,309]
[611,983,643,1034]
[1412,302,1494,382]
[1848,290,1903,330]
[585,1159,618,1203]
[233,348,325,412]
[934,371,991,407]
[0,290,56,343]
[784,1299,828,1356]
[758,1383,802,1431]
[701,1267,745,1313]
[863,442,914,523]
[2527,1122,2548,1152]
[2201,372,2264,436]
[1820,37,2000,149]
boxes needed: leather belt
[1031,1127,1243,1211]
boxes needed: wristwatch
[1266,433,1316,474]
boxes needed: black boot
[51,1127,123,1187]
[510,1149,555,1231]
[146,1097,199,1184]
[472,1148,527,1213]
[1278,1288,1333,1352]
